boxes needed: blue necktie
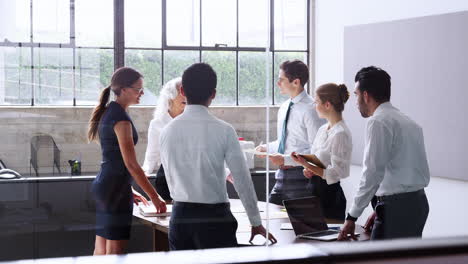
[278,101,293,154]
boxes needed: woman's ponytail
[87,67,143,143]
[87,86,111,142]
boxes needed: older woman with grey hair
[142,77,186,201]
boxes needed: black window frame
[0,0,310,106]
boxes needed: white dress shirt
[265,90,325,166]
[160,105,262,227]
[349,102,430,218]
[142,111,173,174]
[311,120,353,185]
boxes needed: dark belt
[173,201,230,209]
[279,165,303,170]
[376,189,425,203]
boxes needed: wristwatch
[346,213,358,222]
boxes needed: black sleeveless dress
[91,101,138,240]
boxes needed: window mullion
[236,0,239,105]
[30,0,34,106]
[114,0,124,70]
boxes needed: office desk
[133,199,369,251]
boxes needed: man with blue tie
[256,60,325,205]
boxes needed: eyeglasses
[127,86,144,93]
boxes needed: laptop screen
[283,197,328,236]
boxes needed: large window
[0,0,114,106]
[0,0,309,106]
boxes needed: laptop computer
[283,196,353,241]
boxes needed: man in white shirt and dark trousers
[339,66,430,240]
[160,63,276,250]
[256,60,325,205]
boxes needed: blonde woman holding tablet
[291,83,352,221]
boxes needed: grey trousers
[371,189,429,240]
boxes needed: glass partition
[1,0,464,263]
[0,0,311,261]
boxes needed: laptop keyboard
[303,230,339,237]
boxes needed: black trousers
[169,201,238,250]
[155,165,172,201]
[269,168,346,221]
[371,189,429,240]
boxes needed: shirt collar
[183,104,210,115]
[327,120,345,134]
[373,101,393,116]
[162,110,173,122]
[290,89,307,104]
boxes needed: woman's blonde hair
[315,83,349,113]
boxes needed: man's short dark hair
[354,66,391,103]
[280,60,309,87]
[182,63,217,104]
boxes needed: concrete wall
[315,0,468,238]
[0,51,4,104]
[0,106,278,174]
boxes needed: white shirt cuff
[283,155,297,166]
[348,205,364,219]
[248,214,262,227]
[323,169,339,185]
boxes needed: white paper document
[243,149,289,157]
[280,223,343,230]
[138,203,172,217]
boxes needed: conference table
[133,199,369,251]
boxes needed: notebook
[298,154,326,169]
[138,203,172,217]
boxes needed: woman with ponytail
[88,67,166,255]
[291,83,353,221]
